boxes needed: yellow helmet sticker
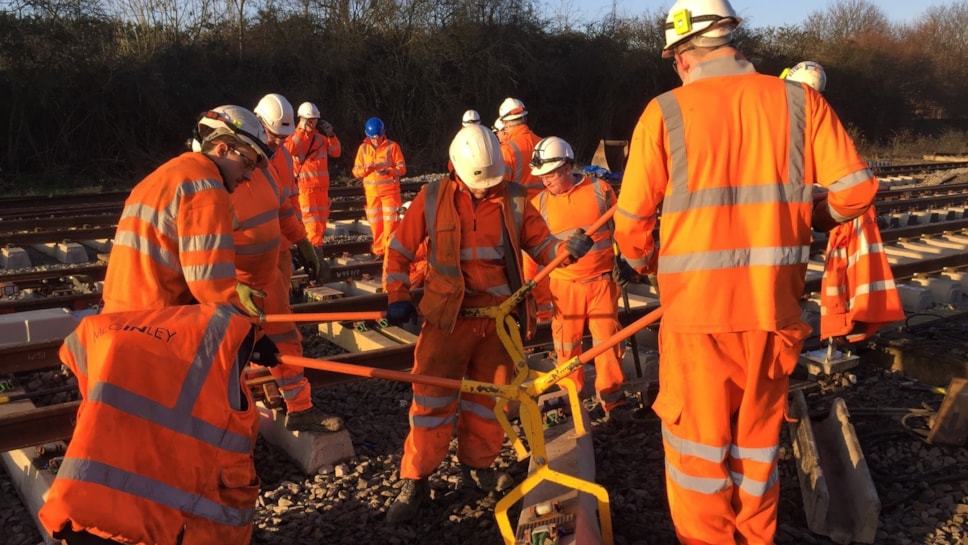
[672,9,693,36]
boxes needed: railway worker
[101,105,270,317]
[239,94,342,433]
[381,124,595,524]
[39,303,279,545]
[492,117,508,143]
[497,98,552,321]
[780,60,827,93]
[352,117,407,259]
[529,136,636,420]
[613,0,879,543]
[285,101,342,251]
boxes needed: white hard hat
[196,105,271,167]
[530,136,575,177]
[662,0,742,58]
[449,124,505,190]
[783,61,827,93]
[297,101,321,119]
[461,109,481,127]
[498,97,527,121]
[254,93,296,136]
[492,118,505,132]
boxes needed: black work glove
[251,335,280,367]
[612,258,636,288]
[565,228,594,260]
[811,199,839,233]
[386,301,417,326]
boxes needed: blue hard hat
[365,117,385,138]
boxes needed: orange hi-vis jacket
[39,304,260,545]
[820,206,904,340]
[233,166,305,289]
[269,146,304,235]
[101,152,241,313]
[615,48,879,333]
[385,176,562,335]
[500,124,544,198]
[533,175,616,280]
[352,136,406,195]
[287,127,341,193]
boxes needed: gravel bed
[3,334,966,545]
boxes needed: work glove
[612,258,636,288]
[236,282,266,318]
[564,229,594,260]
[296,239,330,283]
[319,120,335,137]
[386,301,417,326]
[251,335,280,367]
[811,198,840,233]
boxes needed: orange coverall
[385,176,562,480]
[352,136,406,256]
[614,48,879,545]
[40,304,259,545]
[101,152,241,313]
[286,126,341,246]
[271,147,303,292]
[234,164,315,413]
[533,175,626,410]
[501,123,552,320]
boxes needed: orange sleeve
[352,143,369,178]
[391,142,406,177]
[385,188,429,303]
[614,100,666,274]
[177,189,241,307]
[520,198,561,266]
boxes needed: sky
[557,1,938,28]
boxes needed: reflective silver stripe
[388,237,416,261]
[657,93,688,197]
[486,284,512,297]
[180,233,234,253]
[275,373,305,387]
[113,231,179,271]
[730,443,778,464]
[665,460,732,494]
[280,384,305,399]
[259,167,282,201]
[63,332,86,377]
[658,245,810,274]
[827,168,874,194]
[87,306,252,454]
[616,206,655,222]
[730,466,778,497]
[235,236,282,256]
[176,178,223,199]
[385,272,411,286]
[56,457,255,527]
[662,184,813,214]
[786,82,806,188]
[415,391,459,409]
[236,209,278,231]
[412,413,457,428]
[460,247,503,261]
[626,255,651,269]
[459,398,498,421]
[268,330,300,344]
[662,424,728,463]
[184,261,237,282]
[120,203,175,240]
[507,141,524,183]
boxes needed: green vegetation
[1,0,966,193]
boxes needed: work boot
[461,464,513,492]
[386,478,430,524]
[285,406,343,432]
[604,399,638,424]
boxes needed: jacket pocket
[768,320,813,379]
[219,461,260,509]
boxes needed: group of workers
[37,0,885,543]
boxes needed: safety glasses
[231,148,257,171]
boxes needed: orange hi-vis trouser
[400,317,513,479]
[364,186,401,256]
[255,266,311,413]
[653,321,811,545]
[522,253,552,321]
[299,184,329,247]
[549,275,625,410]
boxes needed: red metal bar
[261,311,386,323]
[278,354,463,390]
[577,307,663,365]
[530,204,617,285]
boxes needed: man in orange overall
[352,117,406,258]
[529,136,635,419]
[614,1,879,543]
[101,105,269,317]
[381,124,594,524]
[286,101,341,250]
[241,93,341,433]
[497,97,552,321]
